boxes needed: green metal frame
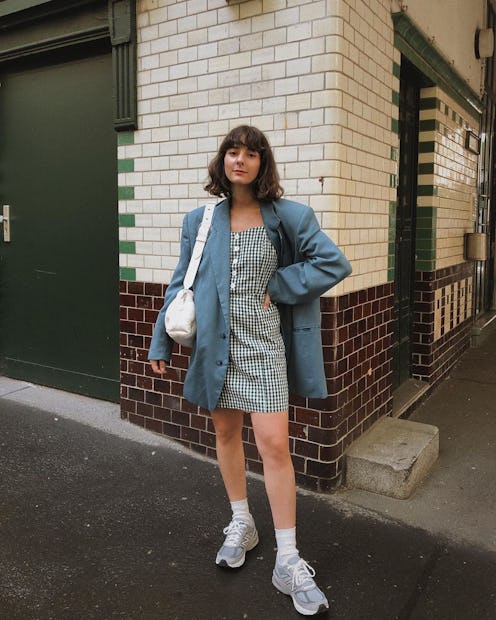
[108,0,137,129]
[0,0,137,130]
[392,11,482,118]
[0,0,66,17]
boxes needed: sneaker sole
[215,530,259,569]
[272,573,329,616]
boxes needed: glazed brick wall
[120,0,397,295]
[120,280,394,492]
[413,263,473,385]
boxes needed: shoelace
[223,519,247,547]
[290,559,317,590]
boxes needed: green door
[0,49,119,401]
[392,58,420,389]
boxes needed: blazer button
[216,360,223,366]
[221,333,227,339]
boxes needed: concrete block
[344,417,439,499]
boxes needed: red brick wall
[413,263,473,385]
[120,280,394,491]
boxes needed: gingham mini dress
[217,226,288,413]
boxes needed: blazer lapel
[206,199,231,328]
[261,200,290,265]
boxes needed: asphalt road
[1,398,495,619]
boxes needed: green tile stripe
[417,91,477,204]
[417,185,438,196]
[416,207,437,271]
[387,262,395,280]
[118,186,135,200]
[118,131,135,145]
[389,59,399,281]
[387,201,396,282]
[417,206,437,220]
[118,159,134,173]
[120,267,136,281]
[418,162,434,175]
[119,241,136,254]
[420,96,468,130]
[389,201,396,230]
[117,131,137,282]
[419,119,439,132]
[418,141,435,153]
[119,213,135,227]
[420,97,440,111]
[416,258,436,271]
[416,237,436,250]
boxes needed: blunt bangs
[222,126,268,155]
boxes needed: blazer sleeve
[148,212,195,362]
[267,206,352,305]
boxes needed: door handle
[0,205,11,242]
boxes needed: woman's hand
[263,291,271,309]
[150,360,167,375]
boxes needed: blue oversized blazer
[148,198,352,411]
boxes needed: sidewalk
[337,326,496,555]
[0,329,495,618]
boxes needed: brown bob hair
[204,125,284,201]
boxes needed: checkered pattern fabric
[217,227,288,413]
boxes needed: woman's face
[223,144,261,188]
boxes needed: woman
[149,126,351,616]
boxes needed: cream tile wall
[418,86,479,270]
[118,0,397,294]
[406,0,485,93]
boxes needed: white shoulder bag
[164,203,215,347]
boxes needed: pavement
[339,328,496,555]
[0,328,495,619]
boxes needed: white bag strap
[183,202,216,289]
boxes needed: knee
[215,424,241,445]
[212,413,243,446]
[257,436,291,465]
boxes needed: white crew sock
[230,498,252,524]
[275,527,299,564]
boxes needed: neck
[230,186,258,210]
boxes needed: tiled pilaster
[413,263,473,384]
[418,87,478,272]
[118,130,137,282]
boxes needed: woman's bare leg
[211,407,247,501]
[250,411,296,529]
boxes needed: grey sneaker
[215,517,259,568]
[272,556,329,616]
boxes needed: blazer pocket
[287,327,327,398]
